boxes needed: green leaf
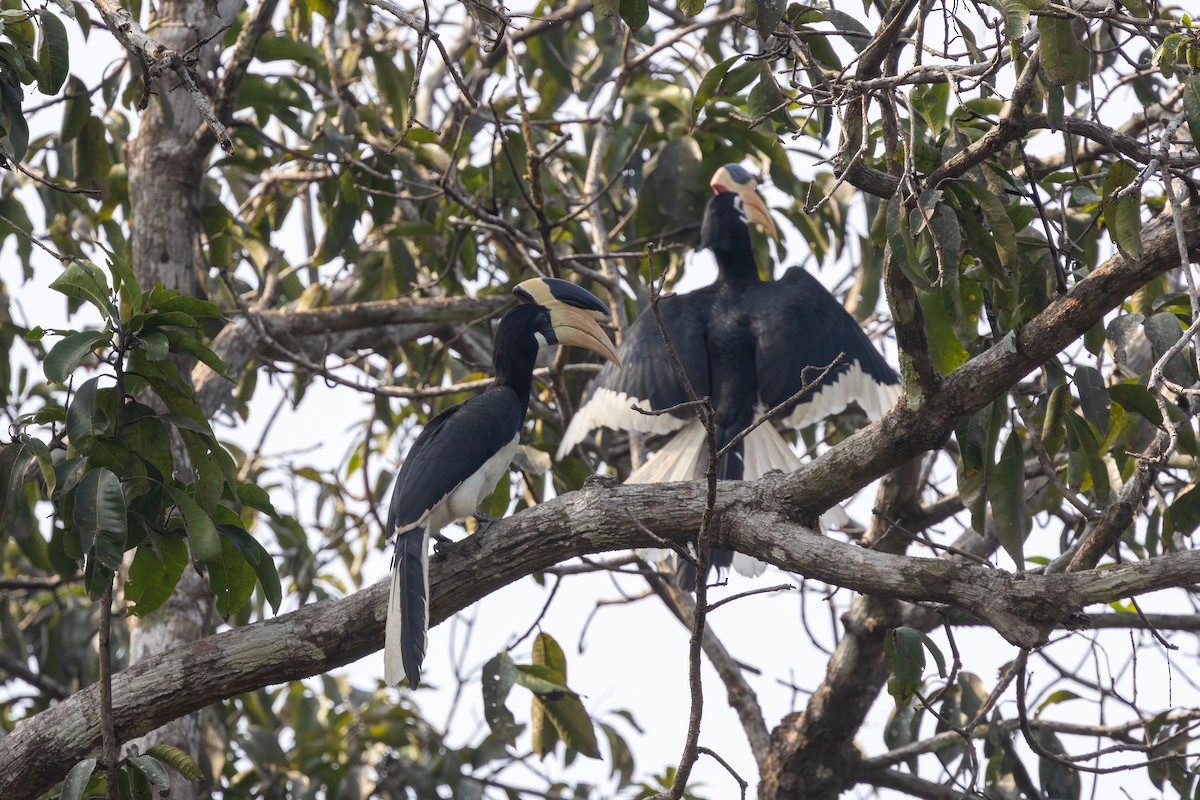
[1073,366,1110,438]
[1144,312,1196,388]
[910,81,949,136]
[21,434,56,497]
[74,467,127,571]
[533,690,601,759]
[145,745,202,781]
[152,293,224,319]
[692,55,740,120]
[141,331,169,361]
[237,483,279,517]
[314,171,361,265]
[181,429,229,512]
[49,260,116,317]
[1102,160,1143,263]
[61,758,98,800]
[964,182,1017,270]
[168,486,221,562]
[0,56,30,162]
[753,0,785,36]
[483,651,522,746]
[593,0,618,30]
[136,310,202,331]
[1167,483,1200,537]
[162,329,229,377]
[65,377,110,448]
[1108,382,1162,427]
[219,522,282,613]
[126,535,189,616]
[822,9,872,53]
[36,9,69,95]
[746,61,795,132]
[515,663,572,695]
[884,626,926,707]
[995,0,1031,44]
[1037,689,1082,713]
[0,440,34,531]
[44,329,110,383]
[989,430,1031,566]
[1065,413,1111,503]
[532,632,567,675]
[1037,730,1081,800]
[1041,383,1070,456]
[1184,75,1200,150]
[207,532,257,618]
[886,198,930,290]
[61,75,89,142]
[619,0,648,29]
[127,754,171,791]
[918,289,969,374]
[1037,15,1086,86]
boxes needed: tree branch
[9,477,1200,798]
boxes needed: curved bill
[514,277,621,367]
[710,163,778,240]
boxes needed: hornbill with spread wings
[385,278,620,688]
[558,164,900,587]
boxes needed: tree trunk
[124,1,238,795]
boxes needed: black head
[496,302,556,350]
[510,277,621,366]
[701,191,754,254]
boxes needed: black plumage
[385,281,618,688]
[558,164,900,586]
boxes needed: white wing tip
[558,388,689,460]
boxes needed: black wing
[587,291,712,415]
[387,386,525,533]
[751,267,898,424]
[558,291,713,457]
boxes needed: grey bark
[123,1,241,795]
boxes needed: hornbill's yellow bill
[514,277,622,368]
[710,163,778,240]
[384,278,618,690]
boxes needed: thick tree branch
[193,295,510,414]
[8,479,1200,798]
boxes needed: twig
[714,354,845,462]
[0,652,70,701]
[706,583,796,613]
[508,576,562,651]
[99,584,119,800]
[89,0,233,152]
[697,747,749,799]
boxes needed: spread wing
[558,292,712,456]
[751,268,900,428]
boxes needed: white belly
[428,433,520,533]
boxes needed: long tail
[384,526,430,688]
[635,420,823,589]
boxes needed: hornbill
[384,278,620,688]
[558,164,900,587]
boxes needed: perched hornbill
[385,278,620,688]
[558,164,900,586]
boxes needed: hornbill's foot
[432,533,454,554]
[472,510,501,535]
